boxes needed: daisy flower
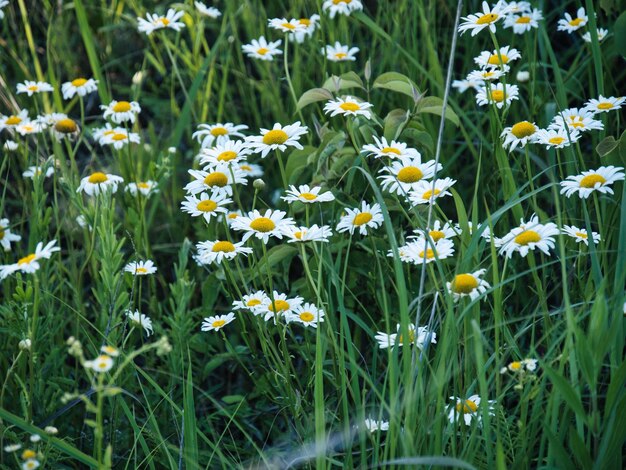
[406,178,457,206]
[363,419,389,433]
[561,225,601,246]
[61,78,98,100]
[4,443,22,453]
[201,312,236,332]
[52,117,81,141]
[282,184,335,204]
[498,215,560,258]
[193,122,248,148]
[448,395,495,426]
[475,83,520,108]
[582,28,608,43]
[466,69,505,82]
[181,191,232,223]
[245,122,308,158]
[287,303,325,328]
[91,123,116,142]
[268,17,306,34]
[126,310,154,336]
[502,358,538,373]
[583,95,625,114]
[400,238,455,264]
[76,172,124,196]
[336,201,383,236]
[0,240,60,280]
[124,259,157,276]
[195,240,252,265]
[0,109,30,131]
[0,219,22,251]
[126,181,158,197]
[362,136,421,159]
[15,121,46,136]
[322,42,360,62]
[195,2,221,18]
[198,140,251,166]
[137,9,185,35]
[374,323,437,349]
[474,46,521,69]
[3,140,18,151]
[84,355,114,373]
[447,269,490,302]
[549,108,603,133]
[238,163,264,178]
[557,7,587,33]
[516,70,530,82]
[242,36,282,61]
[257,291,304,322]
[458,1,509,36]
[232,291,270,312]
[184,164,247,196]
[503,9,543,34]
[559,166,625,199]
[100,100,141,124]
[322,0,363,18]
[283,224,333,243]
[452,78,482,93]
[409,220,458,243]
[292,15,320,43]
[535,128,580,149]
[500,120,538,152]
[22,166,55,179]
[230,209,295,244]
[323,96,374,119]
[101,345,119,357]
[99,128,141,149]
[16,81,54,96]
[378,155,442,195]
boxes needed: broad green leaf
[322,71,364,92]
[296,88,334,112]
[614,11,626,59]
[417,96,460,127]
[373,72,420,98]
[596,136,619,157]
[383,108,410,141]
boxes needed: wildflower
[126,310,153,336]
[198,140,251,166]
[15,121,46,136]
[500,121,538,151]
[242,36,282,61]
[100,100,141,124]
[503,358,538,373]
[559,166,625,199]
[474,46,521,69]
[362,136,421,159]
[268,18,307,34]
[126,180,158,197]
[181,191,232,223]
[399,238,455,264]
[451,78,481,93]
[231,209,295,244]
[336,201,383,236]
[408,220,458,242]
[16,81,54,96]
[447,269,490,301]
[4,443,22,452]
[19,338,31,350]
[557,7,587,33]
[406,178,456,206]
[378,155,442,195]
[195,240,253,265]
[292,15,320,43]
[561,225,601,245]
[52,117,81,141]
[22,166,55,180]
[193,122,248,148]
[238,163,264,178]
[549,108,603,133]
[535,128,580,149]
[184,164,247,196]
[287,303,325,327]
[582,28,608,43]
[1,218,22,251]
[124,260,157,276]
[283,224,333,243]
[516,70,530,82]
[458,1,509,36]
[44,426,59,435]
[322,42,360,62]
[0,109,29,131]
[99,128,141,149]
[282,184,335,204]
[583,95,625,114]
[475,83,520,108]
[137,8,185,35]
[322,0,363,18]
[195,2,221,18]
[363,419,389,432]
[324,96,374,119]
[201,312,236,332]
[84,355,114,373]
[21,449,37,460]
[374,323,437,349]
[77,171,124,196]
[245,122,308,158]
[22,459,40,470]
[503,9,543,34]
[101,345,120,357]
[448,395,495,426]
[232,291,270,312]
[466,68,505,82]
[498,214,559,258]
[61,77,98,100]
[0,240,60,280]
[257,291,304,322]
[4,140,18,151]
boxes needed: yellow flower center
[569,18,584,26]
[597,102,613,110]
[239,165,252,171]
[422,188,441,200]
[212,241,236,252]
[96,355,110,368]
[509,361,522,371]
[299,312,315,322]
[418,249,435,259]
[353,212,373,226]
[21,125,34,132]
[22,449,37,460]
[281,22,296,30]
[488,53,509,65]
[257,47,269,55]
[570,120,584,129]
[511,121,536,138]
[54,118,78,133]
[579,174,606,188]
[250,217,276,232]
[71,78,88,87]
[483,71,495,78]
[112,101,132,113]
[299,18,311,26]
[102,346,117,355]
[514,230,541,245]
[335,52,348,59]
[6,116,22,125]
[476,13,498,24]
[28,85,39,92]
[516,16,531,24]
[210,126,228,136]
[159,18,170,26]
[397,166,423,183]
[203,171,228,187]
[138,182,150,189]
[135,267,148,274]
[217,150,238,161]
[429,230,445,242]
[333,0,351,3]
[111,133,128,141]
[456,399,478,414]
[212,319,226,328]
[246,299,261,307]
[490,90,505,102]
[574,231,588,239]
[88,172,108,184]
[294,231,304,239]
[339,102,361,112]
[381,147,401,155]
[197,200,218,212]
[548,137,565,145]
[299,192,317,200]
[397,329,416,344]
[262,129,289,145]
[228,213,239,219]
[268,299,290,312]
[0,229,4,240]
[452,274,479,294]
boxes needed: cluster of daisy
[501,358,539,390]
[374,322,437,349]
[557,7,608,43]
[3,427,59,470]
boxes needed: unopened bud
[253,179,266,190]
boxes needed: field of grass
[1,0,625,468]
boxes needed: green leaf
[373,72,420,99]
[322,72,364,92]
[596,136,619,157]
[183,361,199,470]
[222,395,245,404]
[296,88,334,112]
[614,11,626,59]
[417,96,460,127]
[544,366,587,423]
[383,108,410,141]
